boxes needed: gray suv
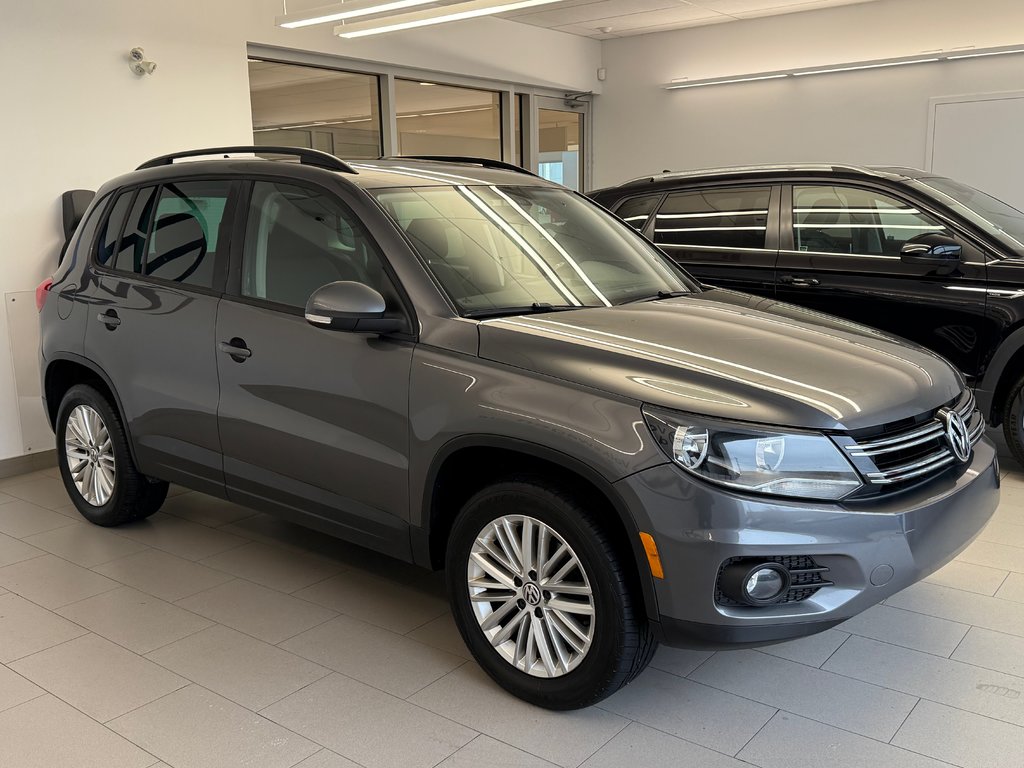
[39,147,999,709]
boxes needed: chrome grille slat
[843,391,982,487]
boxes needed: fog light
[720,562,791,606]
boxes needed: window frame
[647,183,781,253]
[224,176,418,336]
[88,177,241,298]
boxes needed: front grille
[715,555,832,607]
[839,391,984,487]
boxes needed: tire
[1002,374,1024,469]
[55,384,167,526]
[446,477,657,709]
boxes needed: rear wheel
[56,384,167,526]
[1002,373,1024,469]
[446,477,656,709]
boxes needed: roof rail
[382,155,538,177]
[136,146,357,174]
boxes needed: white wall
[592,0,1024,187]
[0,0,600,461]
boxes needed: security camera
[128,47,157,76]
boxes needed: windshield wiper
[622,290,690,304]
[464,302,591,319]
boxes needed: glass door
[535,96,587,192]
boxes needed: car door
[641,184,780,296]
[775,182,991,381]
[82,179,237,496]
[216,178,416,558]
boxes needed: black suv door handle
[779,275,821,287]
[218,338,252,362]
[96,310,121,329]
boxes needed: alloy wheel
[467,514,595,678]
[64,404,116,506]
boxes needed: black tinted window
[793,185,947,256]
[654,187,771,250]
[243,181,391,309]
[145,181,232,288]
[112,187,157,273]
[614,196,660,231]
[96,193,131,266]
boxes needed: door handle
[218,338,252,362]
[779,275,820,287]
[96,310,121,329]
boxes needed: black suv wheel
[56,384,167,526]
[446,477,656,710]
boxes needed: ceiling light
[947,47,1024,59]
[666,73,788,89]
[663,44,1024,91]
[793,58,938,76]
[334,0,566,38]
[277,0,439,28]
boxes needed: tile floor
[0,438,1022,768]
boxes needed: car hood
[477,289,962,431]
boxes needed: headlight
[643,406,863,500]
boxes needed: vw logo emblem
[523,582,542,606]
[939,408,972,463]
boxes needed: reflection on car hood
[477,289,961,431]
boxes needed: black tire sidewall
[55,384,135,525]
[446,482,631,710]
[1004,377,1024,469]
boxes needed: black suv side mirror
[304,281,403,334]
[900,233,963,265]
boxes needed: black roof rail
[136,146,358,174]
[382,155,538,178]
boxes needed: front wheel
[1003,373,1024,469]
[56,384,167,526]
[446,478,656,709]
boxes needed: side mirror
[304,281,404,334]
[900,233,963,265]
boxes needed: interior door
[648,184,780,296]
[775,182,991,380]
[216,179,415,558]
[536,96,587,192]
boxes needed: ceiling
[502,0,881,39]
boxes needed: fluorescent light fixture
[792,58,938,76]
[276,0,438,28]
[664,43,1024,91]
[666,73,788,89]
[947,47,1024,59]
[334,0,565,38]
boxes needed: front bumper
[616,437,1000,648]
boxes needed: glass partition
[394,79,502,160]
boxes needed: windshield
[371,185,696,313]
[911,176,1024,253]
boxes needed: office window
[394,79,502,161]
[248,60,382,159]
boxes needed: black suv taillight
[35,278,53,311]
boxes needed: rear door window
[145,180,232,289]
[96,193,132,267]
[653,187,772,250]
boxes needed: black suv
[590,165,1024,465]
[39,149,997,709]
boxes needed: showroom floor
[0,442,1022,768]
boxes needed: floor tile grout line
[887,696,923,746]
[569,715,632,768]
[0,690,48,717]
[401,659,474,702]
[732,707,781,758]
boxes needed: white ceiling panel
[503,0,882,38]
